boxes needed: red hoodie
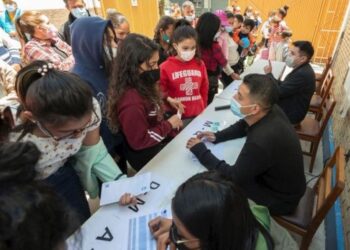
[117,88,173,151]
[160,56,209,118]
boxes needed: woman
[107,34,183,171]
[149,171,275,250]
[10,61,132,224]
[15,11,74,71]
[153,15,176,65]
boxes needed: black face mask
[140,69,160,84]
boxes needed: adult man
[181,1,196,27]
[59,0,90,45]
[264,40,316,124]
[187,74,306,215]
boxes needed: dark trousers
[43,162,91,225]
[208,75,219,104]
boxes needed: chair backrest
[320,69,334,98]
[317,96,336,137]
[310,146,345,232]
[318,57,333,83]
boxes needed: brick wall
[329,17,350,249]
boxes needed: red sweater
[117,88,173,150]
[160,56,209,118]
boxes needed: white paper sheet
[100,173,152,206]
[127,208,172,250]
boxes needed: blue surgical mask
[71,7,89,19]
[225,26,233,33]
[230,98,255,118]
[5,4,16,12]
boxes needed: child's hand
[167,97,186,114]
[230,72,241,80]
[264,60,273,74]
[148,216,172,239]
[167,115,183,130]
[119,193,137,206]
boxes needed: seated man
[186,74,306,216]
[264,40,316,125]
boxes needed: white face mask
[179,49,196,61]
[5,4,16,12]
[71,7,89,19]
[184,15,195,22]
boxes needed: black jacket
[268,63,315,124]
[191,105,306,215]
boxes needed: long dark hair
[154,16,176,44]
[172,171,274,250]
[15,60,93,137]
[107,33,160,128]
[196,12,221,49]
[0,141,79,250]
[103,21,119,77]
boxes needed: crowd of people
[0,0,318,249]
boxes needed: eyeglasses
[35,110,100,141]
[169,223,200,250]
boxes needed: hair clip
[37,63,54,76]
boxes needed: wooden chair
[309,69,334,120]
[296,97,336,172]
[315,57,332,94]
[273,146,345,250]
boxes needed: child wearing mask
[215,10,240,87]
[232,18,256,73]
[154,16,176,65]
[160,25,208,122]
[107,34,183,171]
[268,16,286,61]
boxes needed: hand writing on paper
[196,131,216,142]
[264,60,272,74]
[157,232,176,250]
[149,216,172,239]
[119,193,137,206]
[167,97,186,114]
[230,72,241,80]
[186,137,202,149]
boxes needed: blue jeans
[43,162,91,224]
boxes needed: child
[10,61,132,223]
[216,10,240,87]
[232,14,243,33]
[107,34,183,171]
[196,12,239,104]
[160,25,208,121]
[268,16,286,61]
[232,18,256,73]
[0,141,79,249]
[275,30,292,62]
[154,15,176,65]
